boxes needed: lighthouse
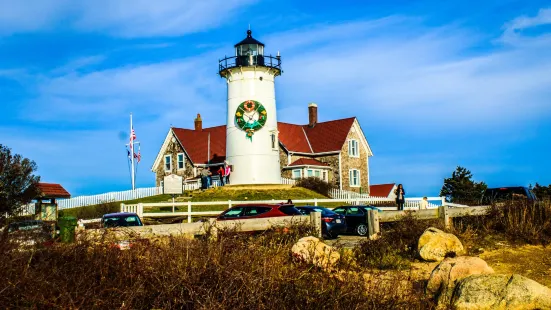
[219,30,282,185]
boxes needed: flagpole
[130,113,135,190]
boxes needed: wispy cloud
[2,5,551,195]
[0,0,257,37]
[500,7,551,44]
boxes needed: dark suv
[481,187,538,206]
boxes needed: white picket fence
[120,196,450,223]
[58,187,162,210]
[329,188,445,209]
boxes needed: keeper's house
[152,104,373,193]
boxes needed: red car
[217,204,302,220]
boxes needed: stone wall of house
[155,137,194,186]
[279,147,289,171]
[313,155,339,188]
[285,153,339,188]
[340,126,370,193]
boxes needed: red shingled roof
[369,184,396,198]
[170,117,357,164]
[278,117,355,153]
[288,158,329,167]
[277,122,311,153]
[37,183,71,198]
[172,126,226,164]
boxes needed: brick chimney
[194,114,202,131]
[308,103,318,127]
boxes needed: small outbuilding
[35,183,71,221]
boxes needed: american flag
[129,128,137,149]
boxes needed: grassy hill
[59,187,330,219]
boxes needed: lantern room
[219,29,281,78]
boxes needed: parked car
[102,212,144,228]
[295,206,346,239]
[5,220,56,248]
[101,212,145,250]
[332,205,382,236]
[217,204,302,220]
[481,187,538,206]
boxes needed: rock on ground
[418,227,465,262]
[451,274,551,310]
[291,236,340,270]
[426,256,494,309]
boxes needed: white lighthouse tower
[219,30,282,185]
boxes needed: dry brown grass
[0,225,433,309]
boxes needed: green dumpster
[58,216,78,243]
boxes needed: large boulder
[418,227,465,262]
[426,256,495,308]
[291,236,340,270]
[451,274,551,310]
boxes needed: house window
[348,139,359,157]
[349,169,360,187]
[177,153,185,170]
[307,169,313,177]
[314,170,320,178]
[292,169,302,179]
[322,171,327,181]
[164,155,172,172]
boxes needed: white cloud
[4,8,551,195]
[501,7,551,44]
[273,18,551,127]
[0,0,256,37]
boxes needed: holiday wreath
[235,100,267,141]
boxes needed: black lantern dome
[219,29,281,78]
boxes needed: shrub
[295,177,334,197]
[485,200,551,244]
[58,202,120,219]
[0,228,432,309]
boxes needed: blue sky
[1,0,550,197]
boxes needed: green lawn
[60,187,331,218]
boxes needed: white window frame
[271,132,278,150]
[177,153,185,170]
[349,169,360,187]
[348,139,359,158]
[164,155,172,172]
[307,169,314,177]
[314,170,321,178]
[322,171,328,182]
[292,169,302,180]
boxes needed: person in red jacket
[217,166,225,186]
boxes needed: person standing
[200,168,209,190]
[224,162,231,185]
[419,196,428,210]
[217,166,225,186]
[395,184,406,210]
[207,168,213,188]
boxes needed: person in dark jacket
[395,184,406,210]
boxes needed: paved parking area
[325,234,366,248]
